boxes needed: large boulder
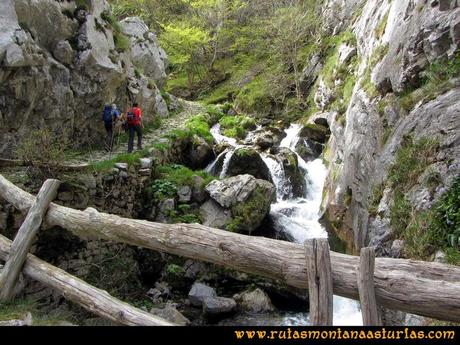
[200,199,232,229]
[183,135,215,170]
[299,124,331,144]
[205,175,276,233]
[234,288,275,313]
[150,302,190,326]
[226,148,272,182]
[202,297,237,317]
[188,282,217,307]
[295,138,324,163]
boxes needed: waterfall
[207,122,363,326]
[272,124,363,326]
[261,154,292,201]
[219,149,235,178]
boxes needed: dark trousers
[105,122,114,151]
[128,125,142,153]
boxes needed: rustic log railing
[1,174,460,323]
[0,235,174,326]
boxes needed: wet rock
[203,297,237,317]
[390,240,405,258]
[299,124,330,144]
[234,288,275,313]
[275,147,307,198]
[183,135,215,170]
[151,302,190,326]
[295,138,324,162]
[188,282,217,307]
[184,260,209,280]
[226,148,272,182]
[300,53,323,95]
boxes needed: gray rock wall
[318,0,460,252]
[0,0,168,157]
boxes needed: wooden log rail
[0,235,174,326]
[0,179,60,302]
[1,174,460,322]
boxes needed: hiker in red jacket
[127,102,143,153]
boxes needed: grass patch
[155,164,215,187]
[89,150,148,172]
[398,51,460,112]
[375,11,389,38]
[386,135,460,264]
[219,115,256,139]
[101,10,130,52]
[361,44,389,99]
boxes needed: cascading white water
[207,122,363,326]
[274,124,363,326]
[261,154,292,201]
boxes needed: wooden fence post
[357,247,382,325]
[305,238,333,325]
[0,179,60,302]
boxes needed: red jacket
[127,107,142,126]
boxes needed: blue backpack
[103,106,113,123]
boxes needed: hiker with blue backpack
[102,103,121,152]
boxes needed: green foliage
[148,179,177,201]
[185,115,214,143]
[219,115,256,139]
[160,23,210,87]
[369,183,385,217]
[433,177,460,249]
[156,164,215,187]
[234,75,272,114]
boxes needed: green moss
[369,183,385,216]
[185,115,213,144]
[228,186,267,234]
[89,150,148,172]
[75,0,91,11]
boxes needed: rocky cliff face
[0,0,168,157]
[315,0,460,253]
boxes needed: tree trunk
[0,234,174,326]
[1,174,460,322]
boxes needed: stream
[207,123,363,326]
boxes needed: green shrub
[156,164,215,187]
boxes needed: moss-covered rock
[227,148,272,182]
[299,124,331,144]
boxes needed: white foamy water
[210,123,237,146]
[275,124,363,326]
